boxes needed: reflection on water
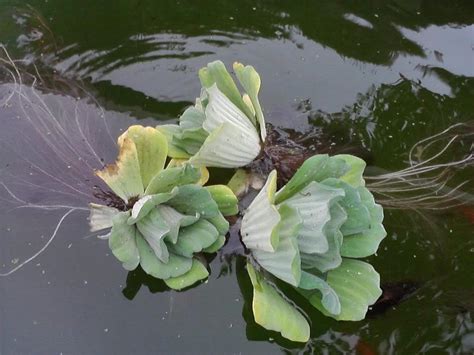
[2,0,473,117]
[0,0,473,354]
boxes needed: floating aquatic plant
[241,154,386,342]
[10,50,469,345]
[158,60,266,168]
[90,125,238,290]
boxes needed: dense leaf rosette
[158,60,266,168]
[241,154,386,341]
[89,125,237,290]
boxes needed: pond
[0,1,473,354]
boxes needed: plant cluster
[89,61,386,342]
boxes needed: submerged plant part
[241,154,386,342]
[89,125,238,290]
[0,46,122,276]
[366,122,474,210]
[158,60,266,168]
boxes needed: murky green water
[0,1,473,354]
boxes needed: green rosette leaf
[275,155,349,204]
[285,181,345,254]
[297,270,341,316]
[96,137,144,203]
[334,154,366,187]
[167,184,220,218]
[157,124,191,159]
[322,178,371,236]
[137,236,193,279]
[309,259,382,321]
[205,185,239,216]
[159,60,266,168]
[164,259,209,290]
[251,203,303,286]
[241,170,280,253]
[145,164,201,195]
[168,220,219,258]
[233,62,266,140]
[118,125,168,187]
[90,126,232,289]
[247,263,310,343]
[96,125,170,202]
[108,212,140,271]
[157,105,208,159]
[240,154,386,339]
[340,187,386,258]
[300,203,346,273]
[188,120,260,168]
[199,60,255,122]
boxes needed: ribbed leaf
[145,164,201,195]
[247,263,310,343]
[156,124,190,159]
[157,205,200,244]
[166,159,209,186]
[189,122,261,168]
[127,189,178,225]
[96,137,143,203]
[275,155,349,204]
[300,203,347,272]
[118,125,168,188]
[311,259,382,321]
[341,187,386,258]
[137,236,192,279]
[136,208,170,263]
[164,259,209,290]
[89,203,119,232]
[242,94,255,116]
[335,154,366,187]
[322,179,371,236]
[297,271,341,316]
[179,106,206,130]
[285,182,345,254]
[198,60,255,123]
[169,220,219,258]
[108,212,140,271]
[241,170,280,252]
[205,185,239,216]
[167,184,220,218]
[233,62,266,141]
[252,204,302,286]
[179,128,208,155]
[203,84,257,134]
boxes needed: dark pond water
[0,1,473,354]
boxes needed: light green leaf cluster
[247,263,310,343]
[241,154,386,341]
[86,61,387,343]
[89,125,238,290]
[158,61,266,168]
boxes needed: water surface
[0,1,473,354]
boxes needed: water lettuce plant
[89,125,238,290]
[158,60,266,168]
[241,154,386,342]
